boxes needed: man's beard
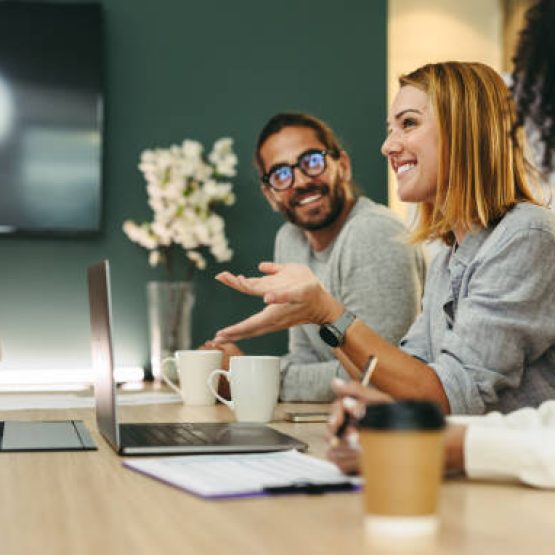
[279,176,346,231]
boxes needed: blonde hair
[400,61,538,245]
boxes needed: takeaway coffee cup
[161,350,222,405]
[207,356,280,422]
[357,401,445,539]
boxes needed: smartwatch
[318,310,356,348]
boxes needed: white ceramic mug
[161,350,222,405]
[207,356,280,422]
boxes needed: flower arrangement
[123,138,237,279]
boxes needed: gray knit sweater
[275,197,426,402]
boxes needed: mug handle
[160,356,181,396]
[207,369,234,410]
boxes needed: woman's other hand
[326,378,393,474]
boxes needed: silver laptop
[87,260,307,455]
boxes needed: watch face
[319,325,340,348]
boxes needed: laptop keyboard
[121,424,209,447]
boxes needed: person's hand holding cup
[326,378,393,475]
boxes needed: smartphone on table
[284,411,330,423]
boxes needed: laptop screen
[87,260,120,450]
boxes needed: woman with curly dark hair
[512,0,555,173]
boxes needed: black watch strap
[318,310,356,348]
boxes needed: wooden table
[1,390,554,555]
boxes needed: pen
[360,355,378,388]
[334,355,378,440]
[263,481,356,495]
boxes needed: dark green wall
[0,0,387,371]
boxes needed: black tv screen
[0,2,103,235]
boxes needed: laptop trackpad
[0,421,97,451]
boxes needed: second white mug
[207,356,280,422]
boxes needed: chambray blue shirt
[400,203,555,415]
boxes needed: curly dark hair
[511,0,555,173]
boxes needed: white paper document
[0,392,181,411]
[124,449,360,499]
[117,392,182,406]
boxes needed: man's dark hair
[511,0,555,172]
[254,112,343,174]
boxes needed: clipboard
[124,449,360,499]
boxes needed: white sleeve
[464,401,555,488]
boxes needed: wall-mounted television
[0,2,103,236]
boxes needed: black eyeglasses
[261,148,339,191]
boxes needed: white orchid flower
[187,250,207,270]
[182,140,203,159]
[211,137,233,154]
[148,250,162,267]
[206,214,225,233]
[216,158,238,177]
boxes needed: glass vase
[147,281,195,379]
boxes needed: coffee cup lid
[357,400,445,431]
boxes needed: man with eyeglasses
[206,112,425,401]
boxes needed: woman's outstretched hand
[214,262,344,342]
